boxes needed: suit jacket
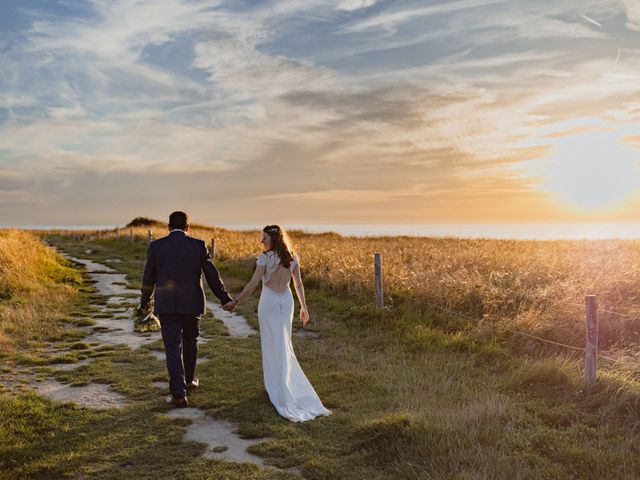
[140,230,233,315]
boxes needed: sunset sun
[525,121,640,214]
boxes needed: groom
[140,211,236,407]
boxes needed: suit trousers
[159,313,201,399]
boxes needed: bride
[229,225,331,422]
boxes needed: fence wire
[420,298,630,367]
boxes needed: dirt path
[3,249,289,471]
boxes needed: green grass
[1,234,639,479]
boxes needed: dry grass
[0,229,81,349]
[100,224,639,353]
[32,231,640,479]
[51,223,640,354]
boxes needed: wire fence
[413,287,634,369]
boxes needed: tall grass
[40,230,640,478]
[70,224,640,353]
[0,229,81,349]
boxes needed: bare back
[257,251,298,293]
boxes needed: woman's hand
[300,308,310,326]
[223,300,237,312]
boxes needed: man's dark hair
[169,211,189,230]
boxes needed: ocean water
[6,223,640,240]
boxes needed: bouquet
[130,302,161,333]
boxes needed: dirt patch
[206,301,257,338]
[165,407,268,465]
[34,379,127,409]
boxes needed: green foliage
[126,217,164,228]
[508,359,577,397]
[353,412,424,465]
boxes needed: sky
[1,0,640,226]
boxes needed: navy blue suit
[141,230,232,314]
[140,230,233,398]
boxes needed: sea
[6,222,640,240]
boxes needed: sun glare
[526,120,640,213]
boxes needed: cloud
[192,33,335,96]
[26,0,223,60]
[337,0,377,11]
[1,0,639,224]
[579,13,602,28]
[0,171,32,191]
[347,0,509,32]
[623,0,640,30]
[47,103,87,120]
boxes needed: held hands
[300,307,310,326]
[223,300,237,312]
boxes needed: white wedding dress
[256,251,331,422]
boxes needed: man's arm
[201,243,233,305]
[140,243,157,310]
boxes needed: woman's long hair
[263,225,295,268]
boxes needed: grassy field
[106,222,640,353]
[2,227,640,479]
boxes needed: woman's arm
[234,264,266,305]
[291,261,310,326]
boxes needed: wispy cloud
[623,0,640,30]
[337,0,378,11]
[0,0,639,224]
[347,0,509,32]
[579,12,602,28]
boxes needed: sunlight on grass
[9,227,636,479]
[115,222,640,354]
[0,229,82,350]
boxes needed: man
[141,211,235,407]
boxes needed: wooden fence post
[374,253,383,310]
[585,295,599,388]
[115,227,120,239]
[210,238,215,261]
[147,229,152,245]
[129,228,134,243]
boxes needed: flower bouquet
[130,302,161,333]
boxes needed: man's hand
[139,303,151,315]
[223,300,237,312]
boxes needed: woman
[230,225,331,422]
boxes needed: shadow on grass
[0,392,293,480]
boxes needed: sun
[534,121,640,213]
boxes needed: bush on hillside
[126,217,164,228]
